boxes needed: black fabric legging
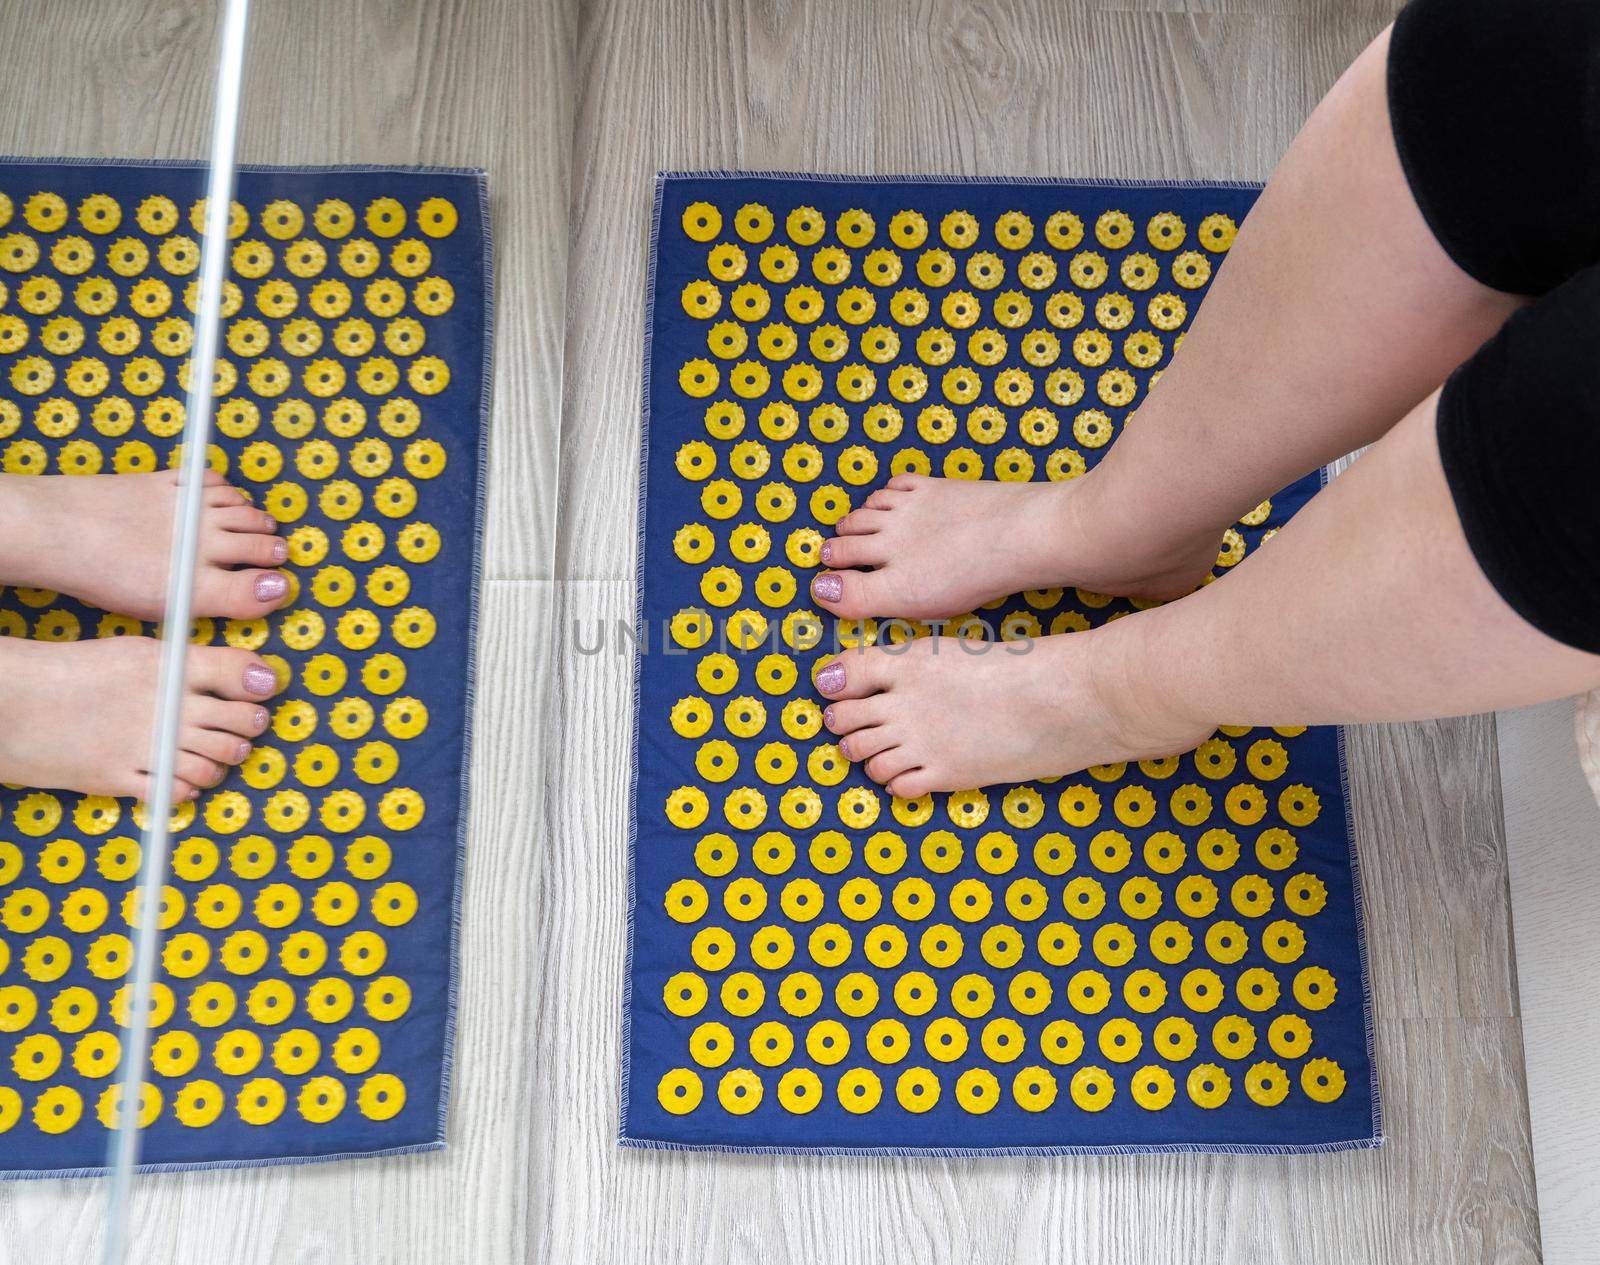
[1387,0,1600,652]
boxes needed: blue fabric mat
[623,173,1379,1154]
[0,159,489,1176]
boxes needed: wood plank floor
[0,1,1541,1262]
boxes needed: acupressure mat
[623,173,1380,1155]
[0,160,488,1176]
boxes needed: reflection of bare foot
[809,472,1222,621]
[0,469,290,620]
[815,629,1212,797]
[0,637,275,801]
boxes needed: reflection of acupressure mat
[0,160,488,1176]
[625,174,1380,1154]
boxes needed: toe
[865,747,921,785]
[822,698,884,736]
[810,568,891,620]
[119,766,201,804]
[209,531,289,570]
[886,473,926,493]
[834,508,888,536]
[109,770,153,801]
[814,647,894,701]
[212,504,280,535]
[205,484,249,508]
[887,768,939,800]
[174,750,226,789]
[195,567,290,619]
[861,489,904,512]
[184,726,253,768]
[190,647,279,701]
[839,725,896,763]
[818,534,884,570]
[192,696,271,738]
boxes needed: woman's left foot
[815,628,1212,797]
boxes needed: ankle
[1084,610,1213,751]
[1083,417,1241,552]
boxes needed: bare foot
[0,470,289,621]
[809,472,1223,622]
[814,628,1212,797]
[0,636,275,801]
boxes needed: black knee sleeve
[1437,265,1600,652]
[1389,0,1600,295]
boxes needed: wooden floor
[0,1,1541,1262]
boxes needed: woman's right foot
[0,470,290,622]
[810,471,1224,622]
[0,636,275,802]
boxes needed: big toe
[814,646,896,702]
[188,646,280,702]
[810,568,894,621]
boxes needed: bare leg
[810,26,1525,623]
[816,392,1600,796]
[1102,397,1600,729]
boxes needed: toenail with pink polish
[243,665,277,697]
[252,708,269,731]
[271,539,288,563]
[812,572,843,603]
[816,661,845,694]
[255,573,288,603]
[237,741,252,762]
[823,705,836,730]
[838,735,851,758]
[819,540,833,564]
